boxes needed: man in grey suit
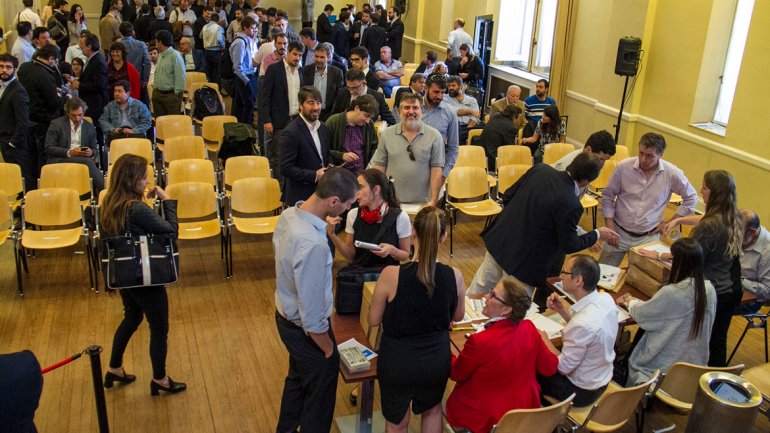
[44,97,104,192]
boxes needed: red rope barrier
[41,352,83,374]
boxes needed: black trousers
[538,372,607,407]
[29,121,50,182]
[109,286,169,380]
[1,143,36,191]
[274,311,339,433]
[204,49,221,85]
[233,74,256,125]
[709,291,741,367]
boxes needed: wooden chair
[223,155,271,196]
[226,178,282,277]
[155,114,194,152]
[0,189,25,296]
[589,159,617,193]
[110,138,155,165]
[564,370,660,433]
[742,362,770,421]
[445,166,502,256]
[611,144,629,161]
[21,188,94,290]
[183,72,208,106]
[202,115,238,155]
[163,136,208,167]
[542,142,574,165]
[496,164,530,199]
[490,393,574,433]
[400,68,417,86]
[653,362,744,412]
[466,128,483,146]
[187,82,224,122]
[455,145,497,189]
[166,159,218,190]
[39,163,94,208]
[0,162,26,210]
[580,194,599,230]
[496,145,533,169]
[166,181,227,275]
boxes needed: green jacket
[325,112,379,166]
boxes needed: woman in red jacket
[446,278,558,433]
[107,41,141,100]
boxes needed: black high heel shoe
[104,371,136,388]
[150,377,187,396]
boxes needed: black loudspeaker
[615,37,641,76]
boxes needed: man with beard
[98,79,152,145]
[420,73,459,182]
[301,44,343,121]
[0,54,34,191]
[523,78,556,125]
[443,75,480,144]
[369,93,444,206]
[279,86,331,206]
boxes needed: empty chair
[466,128,483,146]
[110,138,154,165]
[0,162,26,210]
[155,115,194,151]
[163,136,208,165]
[497,145,533,169]
[490,393,574,433]
[611,144,629,161]
[226,178,282,277]
[580,194,599,230]
[652,362,744,412]
[21,188,94,289]
[39,163,94,207]
[445,166,502,256]
[542,143,574,165]
[455,145,497,188]
[497,164,530,199]
[201,115,238,155]
[589,159,617,193]
[166,159,217,188]
[400,68,417,86]
[0,189,25,296]
[223,155,271,196]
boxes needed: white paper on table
[528,313,564,338]
[337,337,377,360]
[616,306,631,323]
[641,243,671,255]
[599,264,622,290]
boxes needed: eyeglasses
[350,56,363,62]
[406,144,415,161]
[489,291,510,306]
[560,270,573,275]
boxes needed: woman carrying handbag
[100,154,187,396]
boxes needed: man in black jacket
[384,6,404,60]
[301,44,343,121]
[18,44,68,180]
[330,11,352,60]
[316,4,334,43]
[329,67,395,125]
[360,14,386,67]
[478,104,519,170]
[467,152,617,307]
[0,54,34,190]
[71,32,108,163]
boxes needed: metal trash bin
[685,372,762,433]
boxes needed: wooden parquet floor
[1,205,769,433]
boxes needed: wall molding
[565,89,770,171]
[404,35,446,54]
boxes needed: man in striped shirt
[523,78,556,125]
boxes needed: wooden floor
[1,204,769,433]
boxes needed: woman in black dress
[369,206,466,432]
[100,154,187,395]
[457,43,484,89]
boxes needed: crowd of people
[1,2,768,433]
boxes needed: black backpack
[220,36,246,80]
[47,15,68,43]
[193,86,224,120]
[218,122,258,163]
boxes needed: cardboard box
[360,282,379,347]
[625,264,665,298]
[628,241,672,282]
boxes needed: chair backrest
[543,143,574,164]
[39,163,93,199]
[657,362,745,405]
[202,115,238,145]
[24,188,82,226]
[155,115,194,143]
[590,159,617,190]
[110,138,154,165]
[0,189,11,244]
[497,164,530,195]
[467,128,483,146]
[497,145,533,168]
[455,145,487,169]
[580,371,660,430]
[167,159,217,187]
[447,166,489,200]
[493,393,574,433]
[224,156,271,190]
[189,81,219,94]
[163,136,208,163]
[400,68,416,86]
[612,144,629,161]
[184,71,208,91]
[166,181,218,219]
[231,178,282,214]
[0,162,25,202]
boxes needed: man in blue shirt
[523,78,556,125]
[274,167,359,433]
[230,15,257,124]
[421,74,459,181]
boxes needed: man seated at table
[442,75,480,145]
[44,97,105,192]
[736,209,770,314]
[99,80,153,146]
[538,255,617,407]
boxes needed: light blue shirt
[374,59,403,88]
[421,100,459,177]
[229,33,255,84]
[313,65,329,109]
[273,204,334,333]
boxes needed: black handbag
[335,265,384,315]
[100,208,179,290]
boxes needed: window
[495,0,558,77]
[712,0,754,126]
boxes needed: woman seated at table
[446,278,558,433]
[620,237,717,385]
[327,168,411,266]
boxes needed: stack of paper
[599,264,623,291]
[528,313,564,338]
[338,338,377,360]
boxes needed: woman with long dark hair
[68,4,88,46]
[457,43,484,88]
[621,238,717,385]
[662,169,743,366]
[369,206,466,433]
[327,169,411,266]
[101,154,186,395]
[521,105,566,156]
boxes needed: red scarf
[359,203,387,224]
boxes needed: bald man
[489,84,526,129]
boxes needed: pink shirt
[600,157,697,233]
[260,51,282,76]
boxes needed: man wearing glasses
[369,93,444,206]
[538,255,618,407]
[329,67,395,125]
[349,46,380,91]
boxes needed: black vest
[352,207,402,268]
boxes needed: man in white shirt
[202,12,225,84]
[737,209,770,314]
[11,21,35,64]
[13,0,43,29]
[169,0,197,45]
[446,18,473,61]
[539,255,618,407]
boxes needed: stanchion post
[86,345,110,433]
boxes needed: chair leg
[764,320,768,363]
[727,319,753,364]
[450,210,454,257]
[85,236,95,291]
[13,239,23,297]
[592,207,597,230]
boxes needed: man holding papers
[538,255,618,407]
